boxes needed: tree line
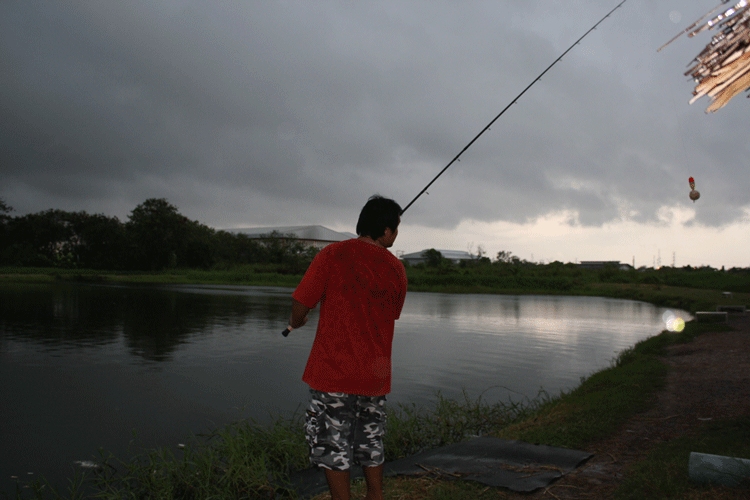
[0,198,317,271]
[408,248,749,294]
[2,197,748,292]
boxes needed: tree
[422,249,446,268]
[213,230,264,265]
[2,209,76,267]
[0,198,12,215]
[495,250,524,265]
[0,199,12,259]
[496,250,513,263]
[126,198,189,270]
[260,231,307,264]
[462,244,490,267]
[125,198,223,270]
[70,212,127,269]
[0,206,130,269]
[181,219,217,269]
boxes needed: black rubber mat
[278,436,593,498]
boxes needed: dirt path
[520,313,750,499]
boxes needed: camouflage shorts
[304,389,387,471]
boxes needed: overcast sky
[2,1,748,268]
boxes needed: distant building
[229,225,357,250]
[578,261,633,271]
[401,249,474,266]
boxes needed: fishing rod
[400,0,628,215]
[281,2,626,338]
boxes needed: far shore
[1,265,747,315]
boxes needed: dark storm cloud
[1,0,748,231]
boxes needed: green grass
[615,416,750,499]
[0,266,305,287]
[588,283,747,315]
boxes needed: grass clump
[384,388,542,460]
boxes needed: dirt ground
[517,312,750,499]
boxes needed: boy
[286,195,407,500]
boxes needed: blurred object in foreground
[660,0,750,112]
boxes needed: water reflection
[0,283,122,353]
[0,283,296,361]
[392,293,683,408]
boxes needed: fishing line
[400,0,628,215]
[669,83,695,201]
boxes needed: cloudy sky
[2,0,748,268]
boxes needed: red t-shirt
[293,238,408,396]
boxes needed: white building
[229,225,357,249]
[400,249,474,265]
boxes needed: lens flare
[662,310,685,332]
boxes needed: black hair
[356,195,402,239]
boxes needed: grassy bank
[616,416,750,499]
[0,265,305,287]
[12,320,744,500]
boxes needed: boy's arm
[282,298,311,336]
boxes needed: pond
[0,282,689,494]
